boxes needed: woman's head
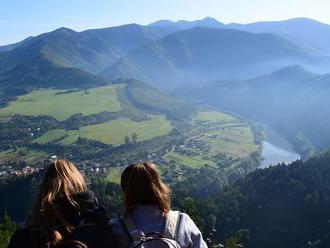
[121,162,171,215]
[28,160,86,242]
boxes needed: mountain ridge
[149,17,330,55]
[102,27,326,89]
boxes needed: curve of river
[259,126,300,168]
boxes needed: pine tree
[131,133,138,144]
[0,211,16,248]
[124,136,130,146]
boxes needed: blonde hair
[27,160,86,243]
[121,162,171,215]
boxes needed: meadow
[194,111,258,158]
[79,116,172,145]
[162,111,259,170]
[0,148,48,163]
[164,152,216,169]
[194,111,236,123]
[34,115,172,146]
[0,85,122,120]
[104,111,260,182]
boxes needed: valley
[0,81,261,183]
[1,14,330,248]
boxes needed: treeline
[189,151,330,248]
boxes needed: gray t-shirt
[109,205,208,248]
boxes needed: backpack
[43,222,98,248]
[119,211,182,248]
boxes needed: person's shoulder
[177,212,200,231]
[178,212,193,223]
[107,216,129,236]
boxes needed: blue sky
[1,0,330,45]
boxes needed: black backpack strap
[119,216,145,243]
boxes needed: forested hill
[192,150,330,248]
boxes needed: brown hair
[121,162,171,215]
[27,160,86,243]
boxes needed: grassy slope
[104,110,259,180]
[79,115,172,145]
[105,167,124,184]
[33,115,172,146]
[163,111,258,170]
[0,148,48,163]
[126,80,196,120]
[194,111,258,158]
[164,152,216,168]
[195,111,236,122]
[0,86,122,120]
[33,129,79,145]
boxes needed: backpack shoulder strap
[119,216,145,243]
[163,211,181,240]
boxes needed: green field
[33,129,79,145]
[33,129,67,144]
[80,115,172,145]
[193,111,258,158]
[162,111,259,169]
[34,115,172,146]
[164,152,216,168]
[204,125,259,158]
[105,167,124,184]
[194,111,236,123]
[0,148,48,163]
[0,85,122,120]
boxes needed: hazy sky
[1,0,330,45]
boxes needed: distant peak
[268,65,317,79]
[149,20,175,27]
[149,17,224,28]
[202,16,219,22]
[285,17,321,23]
[54,27,76,33]
[275,65,308,73]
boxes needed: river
[259,127,301,168]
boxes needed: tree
[124,136,130,146]
[183,197,203,230]
[207,214,217,232]
[0,211,16,248]
[131,133,138,144]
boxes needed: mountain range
[1,17,330,91]
[150,17,330,55]
[1,17,330,152]
[0,24,176,74]
[102,27,328,88]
